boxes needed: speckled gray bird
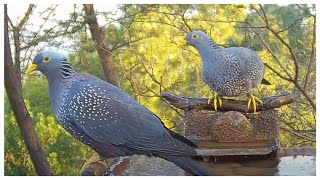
[26,50,209,176]
[179,30,269,112]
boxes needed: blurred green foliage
[5,4,315,175]
[5,76,94,175]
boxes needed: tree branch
[160,92,294,113]
[293,82,316,110]
[245,12,315,111]
[83,4,118,86]
[247,23,293,81]
[180,5,192,32]
[17,4,35,30]
[303,16,316,89]
[250,4,268,26]
[280,126,316,142]
[253,5,300,82]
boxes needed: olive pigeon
[26,50,209,176]
[179,30,270,112]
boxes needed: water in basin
[118,155,316,176]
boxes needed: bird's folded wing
[67,79,195,156]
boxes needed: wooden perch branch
[160,92,294,113]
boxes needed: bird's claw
[208,94,222,111]
[247,94,263,113]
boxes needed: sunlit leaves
[5,4,316,175]
[5,76,93,175]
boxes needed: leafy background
[4,4,316,175]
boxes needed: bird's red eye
[43,56,50,63]
[191,34,199,39]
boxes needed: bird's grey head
[26,50,74,79]
[179,30,217,50]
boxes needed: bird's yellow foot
[208,94,222,111]
[247,94,263,113]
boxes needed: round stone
[212,111,254,142]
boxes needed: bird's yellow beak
[177,40,187,48]
[26,64,38,74]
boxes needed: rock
[80,153,111,176]
[185,109,278,144]
[212,111,254,142]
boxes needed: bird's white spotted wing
[66,75,195,156]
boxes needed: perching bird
[179,30,270,112]
[26,50,209,176]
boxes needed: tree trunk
[83,4,118,87]
[13,29,22,93]
[4,5,53,176]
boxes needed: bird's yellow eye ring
[191,34,199,39]
[43,56,50,63]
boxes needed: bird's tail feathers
[261,78,271,85]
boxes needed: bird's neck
[197,39,221,62]
[47,70,77,115]
[43,60,76,82]
[45,60,77,115]
[196,39,219,56]
[59,60,76,79]
[47,76,67,115]
[195,39,219,49]
[208,39,220,49]
[46,69,76,91]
